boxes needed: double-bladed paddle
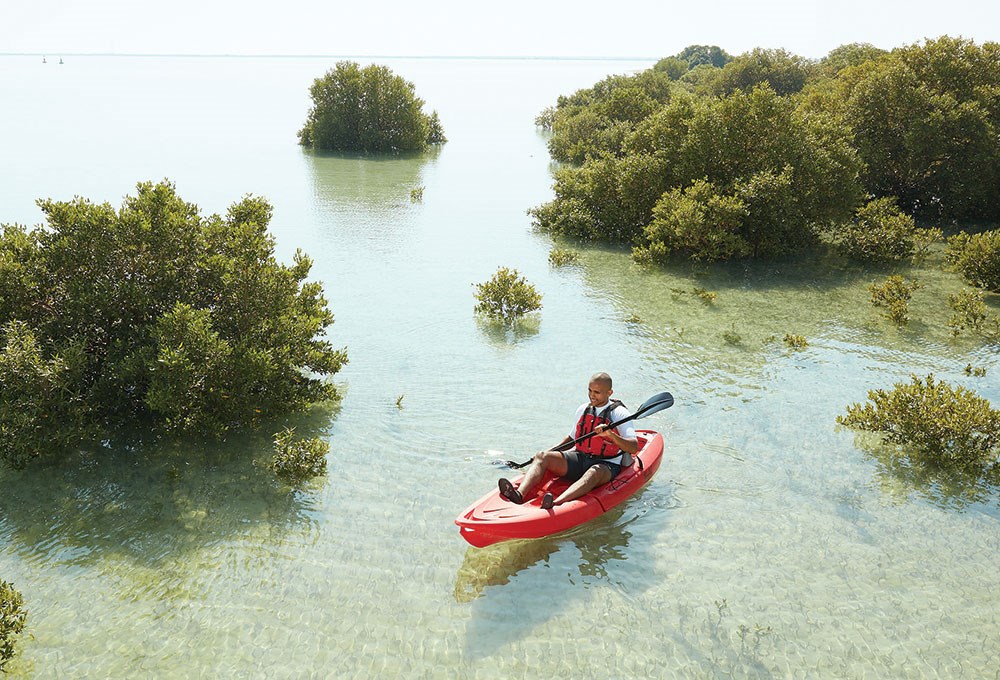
[502,390,674,469]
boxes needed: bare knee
[534,450,567,475]
[582,465,611,486]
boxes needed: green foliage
[783,333,808,349]
[531,86,859,262]
[0,181,346,468]
[652,57,689,80]
[667,287,717,304]
[868,275,922,325]
[0,580,26,672]
[426,111,447,145]
[266,427,329,483]
[298,61,446,153]
[542,70,675,164]
[693,288,718,304]
[536,84,862,261]
[473,267,542,323]
[547,248,579,266]
[965,364,987,378]
[947,289,989,336]
[722,325,743,346]
[0,321,97,468]
[840,37,1000,221]
[945,230,1000,292]
[838,374,1000,467]
[818,43,888,77]
[534,106,557,130]
[711,48,812,96]
[674,45,733,69]
[835,197,937,263]
[633,180,748,263]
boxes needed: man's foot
[498,478,524,504]
[540,492,554,510]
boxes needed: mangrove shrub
[266,428,329,483]
[535,84,861,260]
[838,374,1000,467]
[868,275,922,326]
[473,267,542,323]
[835,197,940,263]
[947,289,990,337]
[298,61,446,153]
[946,230,1000,292]
[0,580,26,672]
[0,181,347,468]
[841,36,1000,221]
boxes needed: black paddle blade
[633,391,674,418]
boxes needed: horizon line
[1,52,660,61]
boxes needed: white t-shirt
[569,401,636,445]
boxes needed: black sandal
[540,492,554,510]
[498,478,524,504]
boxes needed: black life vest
[574,399,625,458]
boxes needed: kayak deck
[456,430,664,548]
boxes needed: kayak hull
[456,430,664,548]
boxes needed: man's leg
[548,463,612,507]
[499,450,567,503]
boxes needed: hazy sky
[2,0,996,58]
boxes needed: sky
[1,0,997,59]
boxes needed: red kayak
[456,429,664,548]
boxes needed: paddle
[502,391,674,469]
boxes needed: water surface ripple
[1,55,998,678]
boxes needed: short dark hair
[590,372,612,388]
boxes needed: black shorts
[562,450,623,482]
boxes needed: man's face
[587,380,612,407]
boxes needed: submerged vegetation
[0,181,346,469]
[298,61,446,153]
[548,248,579,266]
[0,580,26,672]
[265,428,330,484]
[473,267,542,323]
[868,275,922,326]
[782,334,808,349]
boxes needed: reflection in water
[453,536,564,604]
[304,148,440,258]
[853,431,1000,511]
[305,148,438,212]
[456,489,670,661]
[0,413,334,572]
[474,315,541,350]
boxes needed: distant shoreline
[0,52,658,62]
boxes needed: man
[498,372,638,510]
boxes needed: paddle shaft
[505,392,672,469]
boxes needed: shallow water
[1,55,999,678]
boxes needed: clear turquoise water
[1,55,998,678]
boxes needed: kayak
[456,429,664,548]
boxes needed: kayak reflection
[453,503,634,603]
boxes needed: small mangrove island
[298,61,446,153]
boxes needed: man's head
[587,372,613,407]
